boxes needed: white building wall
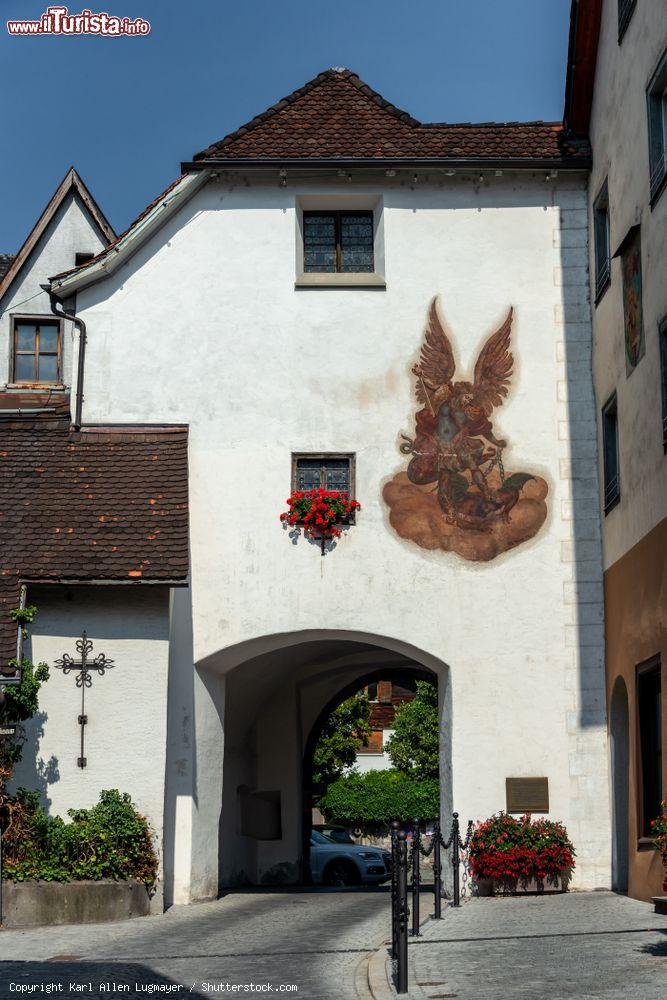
[12,585,171,909]
[74,172,610,894]
[0,192,108,389]
[588,0,667,568]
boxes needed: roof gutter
[49,169,211,298]
[42,284,86,431]
[181,155,591,172]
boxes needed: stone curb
[367,943,393,999]
[366,939,429,1000]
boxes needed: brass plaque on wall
[505,777,549,814]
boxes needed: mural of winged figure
[398,297,537,533]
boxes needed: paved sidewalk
[403,891,667,999]
[0,888,392,998]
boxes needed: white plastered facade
[25,170,611,903]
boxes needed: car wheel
[323,859,360,887]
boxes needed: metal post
[411,818,421,936]
[433,817,442,920]
[451,812,461,907]
[395,828,409,995]
[390,819,400,959]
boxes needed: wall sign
[383,297,548,562]
[506,777,549,814]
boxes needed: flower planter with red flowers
[469,813,575,896]
[279,488,360,552]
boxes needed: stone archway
[610,676,629,893]
[174,630,451,896]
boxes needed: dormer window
[11,317,61,385]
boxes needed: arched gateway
[163,629,451,905]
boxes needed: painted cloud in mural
[383,297,548,562]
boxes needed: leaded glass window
[303,211,374,273]
[12,318,61,384]
[292,454,355,499]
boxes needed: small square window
[602,393,620,513]
[593,180,611,303]
[660,316,667,449]
[11,317,61,385]
[637,658,662,838]
[75,251,96,267]
[303,211,374,274]
[617,0,636,42]
[647,49,667,205]
[292,453,355,497]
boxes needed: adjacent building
[355,680,415,773]
[566,0,667,901]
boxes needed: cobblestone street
[1,889,667,999]
[0,888,391,999]
[406,891,667,1000]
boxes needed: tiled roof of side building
[0,254,15,280]
[0,421,189,668]
[193,68,591,163]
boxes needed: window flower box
[279,488,360,551]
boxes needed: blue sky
[1,0,572,250]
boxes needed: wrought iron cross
[54,631,114,768]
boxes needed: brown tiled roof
[0,254,15,280]
[193,69,590,163]
[0,390,71,421]
[0,422,189,669]
[50,174,186,283]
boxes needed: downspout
[41,283,86,430]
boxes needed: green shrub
[2,789,158,887]
[386,680,439,780]
[318,768,439,824]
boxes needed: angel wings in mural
[383,297,548,559]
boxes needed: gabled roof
[190,68,591,166]
[0,422,189,670]
[0,166,116,301]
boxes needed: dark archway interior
[217,635,446,889]
[302,664,436,885]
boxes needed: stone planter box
[475,870,572,896]
[1,878,151,928]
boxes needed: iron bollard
[411,818,421,936]
[395,828,409,994]
[390,819,400,959]
[451,812,461,907]
[433,817,442,919]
